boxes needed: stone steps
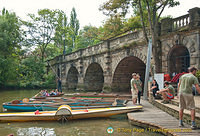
[127,100,200,136]
[151,99,200,127]
[170,98,200,114]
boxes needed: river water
[0,89,163,136]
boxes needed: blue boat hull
[3,101,125,111]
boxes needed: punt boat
[0,105,142,122]
[3,99,127,111]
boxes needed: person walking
[177,66,200,129]
[130,73,137,105]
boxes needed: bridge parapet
[52,29,146,65]
[172,14,190,30]
[81,42,108,56]
[161,7,200,35]
[109,30,144,50]
[59,42,109,63]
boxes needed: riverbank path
[127,99,200,136]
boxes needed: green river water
[0,89,163,136]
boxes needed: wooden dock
[127,100,200,136]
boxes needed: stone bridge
[49,7,200,93]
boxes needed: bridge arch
[168,45,190,76]
[66,66,79,90]
[84,63,104,91]
[112,56,146,92]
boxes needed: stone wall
[49,7,200,92]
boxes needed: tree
[24,9,61,62]
[45,43,61,60]
[100,0,180,72]
[69,7,80,49]
[0,8,22,56]
[75,25,101,49]
[18,54,45,87]
[123,16,143,31]
[0,8,22,86]
[54,10,70,55]
[101,14,125,40]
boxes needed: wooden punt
[64,93,132,99]
[33,93,64,99]
[0,105,142,122]
[3,99,127,111]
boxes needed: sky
[0,0,199,28]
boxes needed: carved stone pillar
[161,18,173,35]
[189,7,200,27]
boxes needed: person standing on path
[136,74,142,105]
[130,73,137,105]
[177,66,200,129]
[57,77,62,93]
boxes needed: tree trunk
[41,50,45,62]
[151,27,162,73]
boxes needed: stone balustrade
[172,14,190,30]
[161,7,200,35]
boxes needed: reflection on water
[0,119,164,136]
[0,90,164,136]
[0,89,39,112]
[17,127,55,136]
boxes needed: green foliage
[42,72,56,88]
[0,8,22,87]
[0,9,22,56]
[54,7,80,55]
[17,54,56,89]
[196,70,200,81]
[45,43,61,60]
[99,0,131,17]
[100,0,180,32]
[18,55,44,87]
[97,14,142,40]
[123,16,142,30]
[54,10,69,53]
[101,14,125,39]
[69,7,80,49]
[0,56,19,86]
[24,9,62,62]
[74,25,101,50]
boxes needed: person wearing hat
[130,73,138,105]
[177,66,200,129]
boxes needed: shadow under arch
[112,56,146,92]
[57,68,60,78]
[66,66,79,90]
[168,45,190,76]
[84,63,104,92]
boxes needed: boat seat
[55,105,72,116]
[11,100,20,104]
[22,98,29,103]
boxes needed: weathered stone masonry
[49,7,200,93]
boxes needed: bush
[196,70,200,82]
